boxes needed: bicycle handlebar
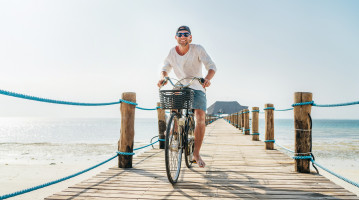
[160,77,205,89]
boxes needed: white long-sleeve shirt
[161,44,217,92]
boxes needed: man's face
[175,30,192,47]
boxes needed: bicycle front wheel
[165,113,183,184]
[185,115,195,168]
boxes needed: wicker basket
[159,89,194,109]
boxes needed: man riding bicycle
[157,25,217,168]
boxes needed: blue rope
[264,107,275,110]
[251,133,260,135]
[0,89,123,106]
[117,139,162,155]
[242,111,250,114]
[117,152,135,155]
[0,88,156,108]
[292,156,312,160]
[311,159,359,188]
[252,110,260,112]
[0,154,118,200]
[274,142,295,153]
[292,101,314,107]
[291,100,359,108]
[133,140,160,151]
[275,108,293,111]
[313,101,359,107]
[244,129,250,131]
[136,106,160,111]
[119,99,138,106]
[264,140,275,143]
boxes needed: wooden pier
[46,119,358,199]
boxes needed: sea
[0,117,358,183]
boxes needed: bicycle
[159,77,205,184]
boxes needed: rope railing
[0,138,163,200]
[250,99,359,114]
[0,88,159,110]
[225,99,359,117]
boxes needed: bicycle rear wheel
[165,113,183,184]
[185,115,195,168]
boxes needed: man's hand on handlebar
[202,78,211,88]
[157,78,168,88]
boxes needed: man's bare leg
[193,109,206,168]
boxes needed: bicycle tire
[185,115,195,168]
[165,112,183,184]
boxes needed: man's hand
[203,69,215,88]
[202,78,211,88]
[157,78,167,88]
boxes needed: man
[157,25,216,168]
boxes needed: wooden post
[118,92,136,168]
[233,113,236,127]
[231,114,234,126]
[157,102,166,149]
[244,109,250,135]
[294,92,313,173]
[265,103,274,150]
[233,114,236,126]
[230,113,233,125]
[252,107,259,141]
[235,112,239,128]
[238,111,242,129]
[241,111,244,132]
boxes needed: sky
[0,0,358,119]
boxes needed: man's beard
[179,41,189,47]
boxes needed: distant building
[207,101,248,116]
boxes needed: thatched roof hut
[207,101,248,116]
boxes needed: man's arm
[203,69,215,88]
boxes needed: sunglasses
[176,32,191,37]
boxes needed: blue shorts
[192,90,207,112]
